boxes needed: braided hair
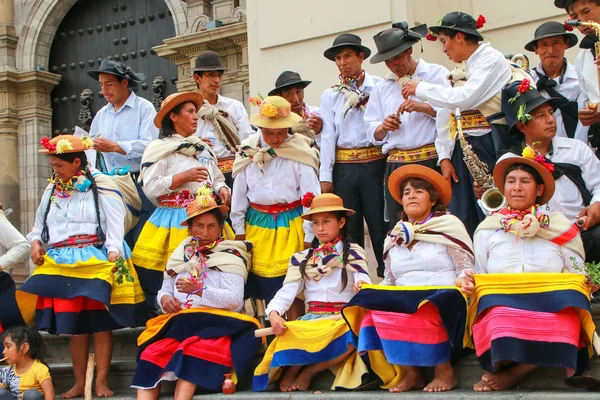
[2,326,47,366]
[298,211,353,292]
[42,152,105,244]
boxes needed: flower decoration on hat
[301,192,316,208]
[249,94,264,107]
[56,138,74,154]
[425,32,438,41]
[196,182,216,208]
[475,15,486,29]
[521,142,556,174]
[81,136,94,149]
[509,79,535,123]
[260,103,278,118]
[40,137,57,152]
[564,20,574,32]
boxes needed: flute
[566,20,600,111]
[0,357,7,363]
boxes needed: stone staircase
[42,305,600,399]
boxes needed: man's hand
[440,159,458,184]
[161,294,182,314]
[303,242,312,250]
[269,311,287,336]
[31,241,45,266]
[235,234,246,241]
[373,114,401,141]
[401,79,419,99]
[398,100,435,117]
[320,181,333,193]
[201,138,214,147]
[93,138,125,154]
[455,270,475,297]
[473,181,485,200]
[577,202,600,230]
[218,187,231,206]
[176,278,202,295]
[353,280,368,294]
[578,108,600,126]
[307,115,323,134]
[184,166,209,183]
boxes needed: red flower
[476,15,486,29]
[301,192,315,208]
[40,137,56,151]
[425,33,437,42]
[517,79,531,94]
[564,20,574,31]
[533,154,555,173]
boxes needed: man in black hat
[525,21,588,142]
[365,22,450,229]
[498,80,600,264]
[401,11,523,236]
[269,71,323,145]
[88,60,158,246]
[319,33,386,275]
[193,50,253,189]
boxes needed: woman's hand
[184,166,209,183]
[161,294,182,314]
[31,240,46,266]
[176,278,203,295]
[455,270,475,297]
[269,311,287,336]
[108,251,119,262]
[353,280,368,294]
[585,276,600,294]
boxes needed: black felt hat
[524,21,578,51]
[429,11,484,41]
[370,22,428,64]
[502,80,562,135]
[193,51,228,72]
[554,0,574,10]
[323,33,371,61]
[268,71,312,96]
[87,60,145,88]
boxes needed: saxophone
[566,20,600,111]
[454,108,506,212]
[509,54,530,71]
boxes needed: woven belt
[250,200,302,215]
[158,191,195,208]
[335,146,385,163]
[217,156,235,174]
[52,235,103,249]
[307,301,346,314]
[387,143,437,163]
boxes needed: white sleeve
[473,230,490,274]
[0,212,30,269]
[318,90,338,182]
[364,84,388,145]
[265,280,304,316]
[379,255,395,286]
[578,143,600,204]
[232,102,253,142]
[99,193,125,256]
[562,245,585,274]
[352,271,372,284]
[27,190,52,244]
[448,247,476,278]
[141,158,173,203]
[117,103,159,160]
[230,169,249,235]
[435,107,455,163]
[209,158,229,195]
[575,50,591,105]
[197,271,245,311]
[157,276,175,312]
[298,163,322,242]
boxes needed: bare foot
[291,368,317,391]
[279,366,302,392]
[473,377,494,392]
[95,381,114,398]
[389,366,424,392]
[61,384,85,399]
[424,362,457,392]
[482,364,536,391]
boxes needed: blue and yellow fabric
[467,273,596,376]
[132,308,263,392]
[342,284,467,389]
[253,316,368,391]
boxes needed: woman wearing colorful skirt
[343,165,476,393]
[17,135,145,398]
[253,193,372,392]
[132,92,233,307]
[471,155,596,391]
[132,185,262,399]
[231,96,320,312]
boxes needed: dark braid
[339,223,352,292]
[40,184,56,244]
[299,236,319,280]
[85,169,106,244]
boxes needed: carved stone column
[0,0,18,73]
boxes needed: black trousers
[582,224,600,263]
[333,159,387,275]
[449,133,497,237]
[384,158,440,229]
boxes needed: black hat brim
[508,96,563,135]
[524,32,578,51]
[192,66,228,72]
[370,40,419,64]
[268,79,312,96]
[429,25,484,41]
[324,44,372,61]
[87,70,140,88]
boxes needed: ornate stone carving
[151,76,166,111]
[231,6,247,23]
[78,88,94,130]
[188,15,210,33]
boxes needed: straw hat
[154,91,205,129]
[180,185,229,227]
[39,135,94,155]
[493,156,555,205]
[249,96,302,129]
[388,165,452,206]
[301,193,355,220]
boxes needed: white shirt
[319,72,383,182]
[575,48,600,105]
[381,241,476,286]
[89,91,159,172]
[142,135,229,205]
[157,270,245,313]
[530,62,589,143]
[499,136,600,222]
[195,95,254,159]
[27,181,125,255]
[230,136,320,241]
[265,241,372,316]
[306,104,322,147]
[0,211,30,270]
[365,59,450,155]
[474,228,583,273]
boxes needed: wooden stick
[593,332,600,356]
[84,354,96,400]
[254,314,343,337]
[0,357,7,363]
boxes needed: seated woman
[132,184,261,399]
[132,92,233,309]
[253,193,372,392]
[472,155,595,392]
[343,165,475,393]
[17,135,145,398]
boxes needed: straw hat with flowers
[300,192,355,220]
[180,183,229,226]
[154,91,205,129]
[249,96,302,129]
[39,135,95,155]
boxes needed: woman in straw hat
[253,193,371,392]
[343,165,475,393]
[132,184,261,399]
[17,135,145,398]
[231,96,320,311]
[132,92,233,313]
[471,154,595,392]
